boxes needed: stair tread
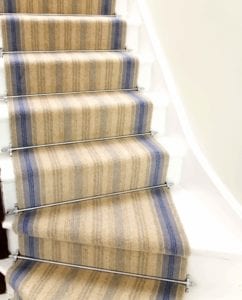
[15,189,189,257]
[9,91,153,147]
[0,0,116,15]
[7,260,185,300]
[4,52,139,96]
[13,135,169,209]
[1,15,126,51]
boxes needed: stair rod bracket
[1,144,12,156]
[6,204,19,216]
[9,253,192,290]
[10,251,19,262]
[138,86,146,92]
[0,96,8,103]
[166,182,174,189]
[185,274,193,293]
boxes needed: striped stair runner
[1,0,190,299]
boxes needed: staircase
[1,0,242,300]
[0,0,191,299]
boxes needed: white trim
[137,0,242,220]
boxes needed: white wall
[146,0,242,203]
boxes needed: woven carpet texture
[1,0,190,299]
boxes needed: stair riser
[4,53,139,96]
[0,0,117,15]
[17,236,187,279]
[9,93,153,148]
[1,16,127,52]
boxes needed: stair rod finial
[6,204,19,216]
[166,182,174,189]
[0,96,8,103]
[1,145,12,156]
[9,250,19,262]
[185,274,193,293]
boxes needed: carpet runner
[1,1,190,299]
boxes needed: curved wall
[145,0,242,203]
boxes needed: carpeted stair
[9,91,153,147]
[1,0,190,299]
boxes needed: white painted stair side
[121,0,242,299]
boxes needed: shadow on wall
[0,169,9,294]
[0,273,6,294]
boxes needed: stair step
[0,0,116,15]
[12,135,168,209]
[14,189,189,279]
[4,51,139,96]
[1,15,126,52]
[8,91,153,148]
[0,135,185,214]
[7,260,185,300]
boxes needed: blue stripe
[6,15,20,51]
[5,0,16,13]
[138,136,163,185]
[161,255,182,279]
[15,97,32,147]
[111,19,122,49]
[10,260,35,290]
[122,54,135,89]
[152,189,182,256]
[19,150,41,207]
[27,236,39,257]
[129,92,149,133]
[22,235,39,257]
[10,54,26,95]
[101,0,111,15]
[157,282,173,300]
[22,211,36,237]
[152,189,182,299]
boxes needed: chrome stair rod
[7,183,173,215]
[9,253,192,291]
[0,13,117,17]
[0,87,139,101]
[3,132,153,154]
[2,49,131,55]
